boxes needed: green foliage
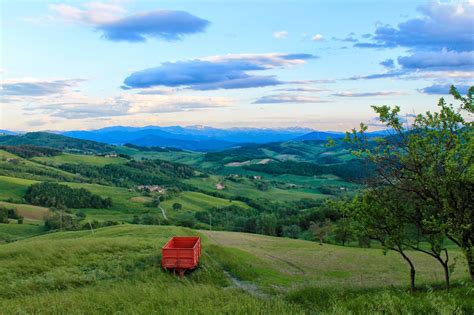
[0,206,23,223]
[25,182,112,209]
[195,205,257,232]
[0,145,61,158]
[244,159,373,182]
[44,211,81,231]
[58,158,194,189]
[333,217,354,246]
[345,85,474,286]
[0,132,115,154]
[124,143,183,152]
[175,211,197,228]
[282,224,302,238]
[256,213,278,236]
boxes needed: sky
[0,0,473,131]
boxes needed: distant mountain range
[1,126,390,151]
[0,130,17,135]
[0,132,115,153]
[61,126,313,151]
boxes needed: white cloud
[333,91,403,97]
[253,93,328,104]
[311,34,324,41]
[273,30,288,39]
[201,53,315,68]
[49,2,126,25]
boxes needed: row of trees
[0,145,61,158]
[0,206,23,224]
[58,158,194,189]
[244,159,373,182]
[44,209,119,231]
[343,86,473,290]
[26,182,112,209]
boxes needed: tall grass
[1,225,472,314]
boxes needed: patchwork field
[0,201,48,221]
[33,153,128,166]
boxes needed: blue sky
[1,0,473,131]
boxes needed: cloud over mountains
[122,53,317,90]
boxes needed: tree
[333,217,353,246]
[172,203,182,211]
[346,86,473,283]
[282,225,301,239]
[310,219,332,245]
[346,189,419,292]
[256,213,277,236]
[150,197,161,207]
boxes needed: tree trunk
[400,250,416,292]
[442,262,450,290]
[464,246,474,283]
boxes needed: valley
[0,129,472,314]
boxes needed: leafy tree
[150,197,161,207]
[310,219,332,245]
[256,213,278,236]
[75,210,86,220]
[0,207,10,223]
[132,215,140,224]
[346,189,419,291]
[282,225,301,239]
[0,206,22,224]
[175,212,196,228]
[141,214,161,225]
[333,217,353,246]
[346,86,473,284]
[172,203,182,211]
[25,182,112,209]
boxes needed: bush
[282,225,301,239]
[175,212,196,228]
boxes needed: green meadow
[0,225,472,314]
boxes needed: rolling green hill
[0,132,116,154]
[33,153,128,166]
[0,225,471,314]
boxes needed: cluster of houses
[225,174,262,180]
[5,158,19,163]
[96,153,118,158]
[136,185,166,193]
[215,182,226,190]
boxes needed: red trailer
[162,236,201,276]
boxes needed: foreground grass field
[0,225,472,314]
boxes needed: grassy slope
[0,225,472,314]
[161,191,250,214]
[203,230,469,288]
[0,201,48,221]
[0,224,45,243]
[33,153,128,166]
[185,175,328,201]
[0,175,37,203]
[0,150,78,182]
[0,175,251,223]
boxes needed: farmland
[0,132,472,314]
